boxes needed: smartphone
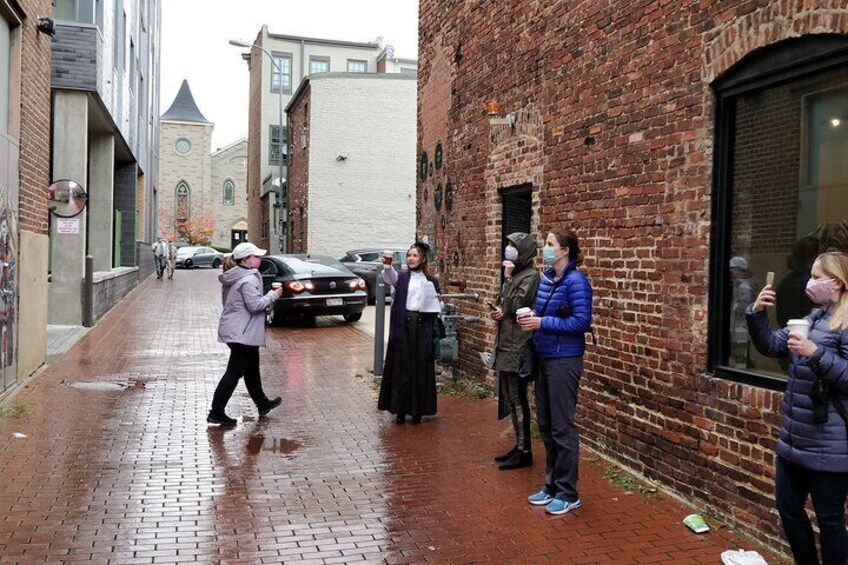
[486,301,498,311]
[766,271,774,287]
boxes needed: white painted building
[286,73,417,258]
[238,27,415,254]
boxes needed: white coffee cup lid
[787,319,810,326]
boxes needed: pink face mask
[806,278,835,305]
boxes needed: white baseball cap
[729,256,748,270]
[232,242,267,260]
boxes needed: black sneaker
[258,397,282,416]
[207,411,237,426]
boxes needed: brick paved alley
[0,271,783,564]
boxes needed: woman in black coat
[378,242,441,424]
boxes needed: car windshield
[177,247,196,256]
[281,256,348,275]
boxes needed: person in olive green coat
[490,232,540,470]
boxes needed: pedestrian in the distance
[207,242,283,426]
[747,251,848,564]
[378,242,441,424]
[152,237,168,279]
[490,232,539,470]
[166,240,178,280]
[519,229,592,515]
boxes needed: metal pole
[284,70,288,253]
[83,255,94,327]
[373,272,386,375]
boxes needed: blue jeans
[535,357,582,502]
[775,455,848,565]
[154,255,166,277]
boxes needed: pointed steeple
[161,80,209,123]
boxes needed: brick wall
[115,163,138,267]
[287,83,311,253]
[246,35,268,250]
[19,0,53,236]
[50,24,97,91]
[418,0,848,549]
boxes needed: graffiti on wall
[0,181,17,382]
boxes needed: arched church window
[175,182,190,228]
[223,179,235,206]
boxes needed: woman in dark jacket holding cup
[490,232,540,470]
[747,251,848,564]
[519,229,592,515]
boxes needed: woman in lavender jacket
[747,251,848,564]
[207,242,283,426]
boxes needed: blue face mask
[542,247,557,266]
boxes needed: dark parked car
[176,246,224,269]
[339,247,407,303]
[259,254,368,325]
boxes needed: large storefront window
[712,36,848,385]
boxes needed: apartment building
[239,26,396,253]
[50,0,161,325]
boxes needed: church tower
[159,80,213,240]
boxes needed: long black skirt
[378,312,438,417]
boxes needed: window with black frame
[712,36,848,384]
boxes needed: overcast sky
[159,0,419,149]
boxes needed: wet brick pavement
[0,270,782,564]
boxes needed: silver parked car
[176,246,224,269]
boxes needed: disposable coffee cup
[382,251,393,266]
[516,307,533,319]
[271,282,282,291]
[786,319,810,339]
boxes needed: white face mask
[504,246,519,262]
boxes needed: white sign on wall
[56,218,80,234]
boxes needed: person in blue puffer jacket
[747,251,848,565]
[518,229,592,516]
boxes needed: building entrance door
[231,220,249,250]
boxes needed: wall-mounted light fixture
[487,100,516,127]
[37,16,55,36]
[335,153,348,162]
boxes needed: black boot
[498,449,532,470]
[409,415,422,425]
[258,397,282,416]
[494,445,519,463]
[207,411,237,426]
[395,414,406,424]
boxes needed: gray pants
[536,356,582,502]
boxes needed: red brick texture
[246,31,269,251]
[286,85,310,254]
[417,0,848,550]
[17,0,52,235]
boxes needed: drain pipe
[83,255,94,327]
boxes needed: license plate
[326,298,343,306]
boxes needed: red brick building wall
[245,32,269,250]
[286,85,310,254]
[418,0,848,549]
[18,0,52,235]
